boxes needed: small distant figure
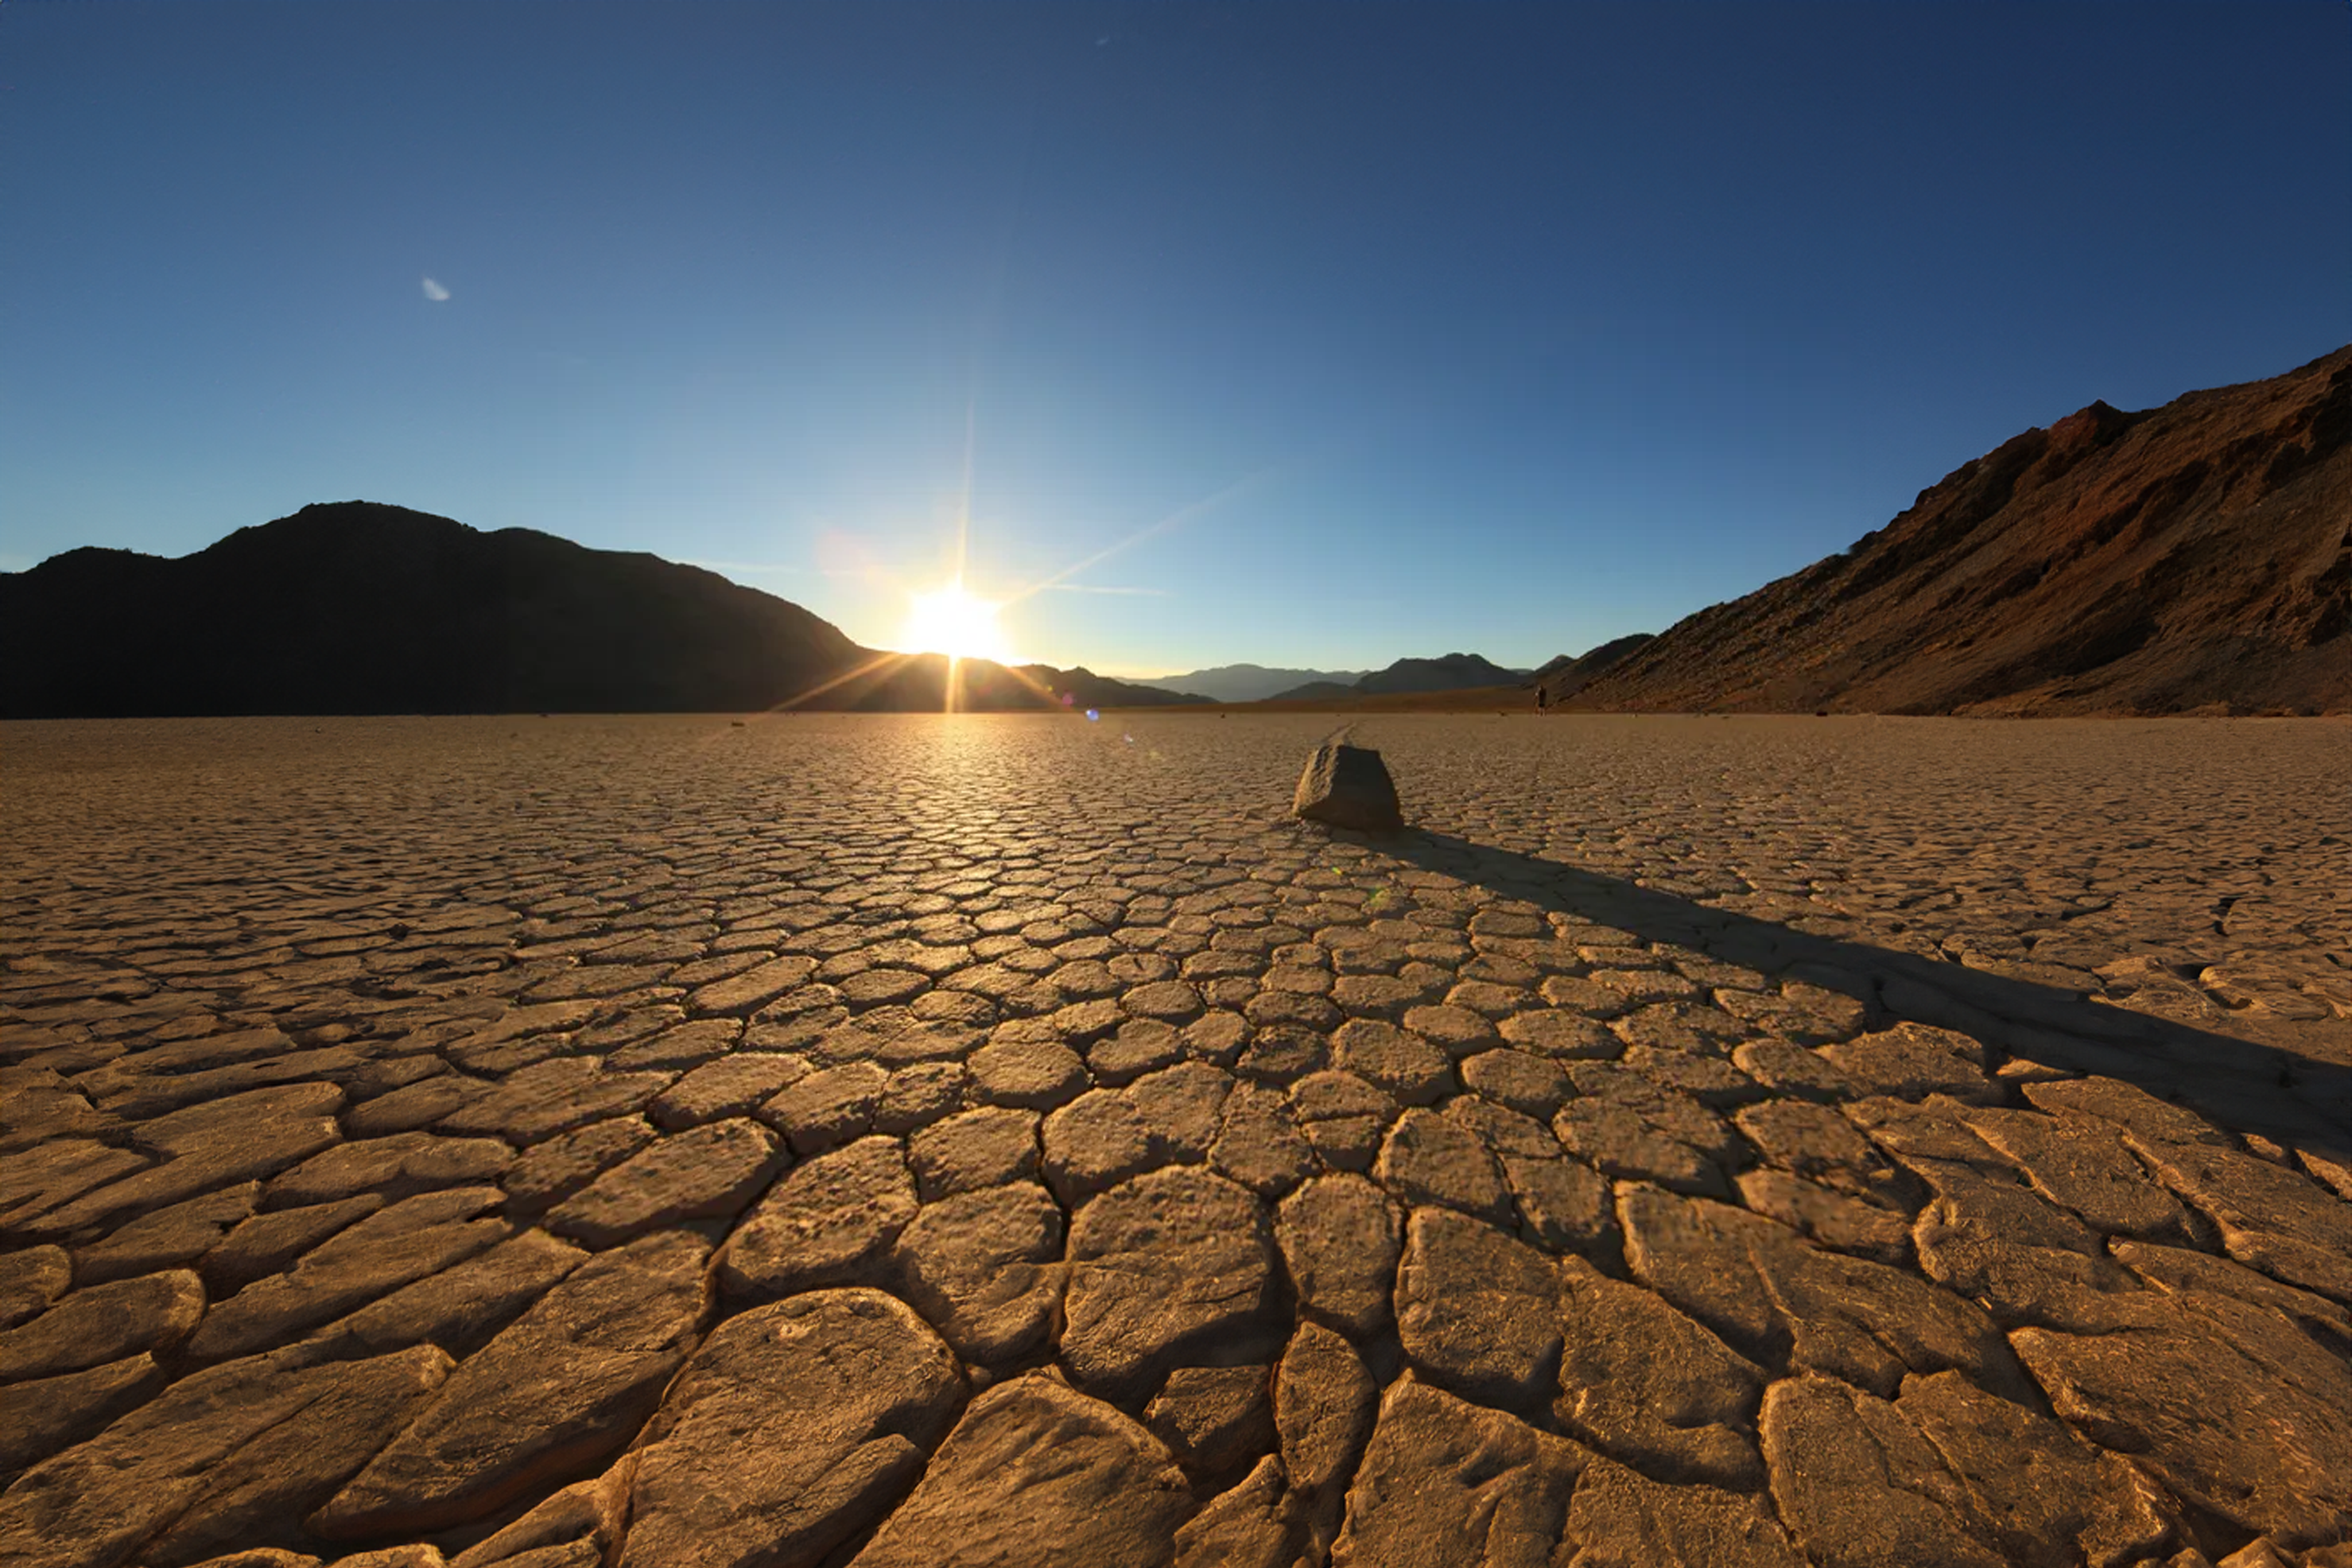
[1535,687,1548,715]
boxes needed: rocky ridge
[1553,344,2352,715]
[1531,635,1657,702]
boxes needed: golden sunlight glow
[900,580,1014,663]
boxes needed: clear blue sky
[5,2,2346,677]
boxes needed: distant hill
[1131,663,1372,704]
[1015,666,1211,711]
[1356,652,1527,693]
[1270,651,1526,701]
[1265,681,1362,701]
[0,503,1209,716]
[1558,345,2352,716]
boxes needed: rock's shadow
[1370,828,2350,1159]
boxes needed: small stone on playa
[1292,741,1403,832]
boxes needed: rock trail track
[1,712,2346,1568]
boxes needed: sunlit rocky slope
[1551,345,2352,716]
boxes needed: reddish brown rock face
[1548,345,2352,716]
[0,712,2344,1566]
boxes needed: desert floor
[2,712,2347,1567]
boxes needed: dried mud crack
[1,712,2346,1567]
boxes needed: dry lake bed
[2,712,2348,1568]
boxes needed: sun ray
[765,648,918,712]
[990,461,1297,617]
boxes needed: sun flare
[900,581,1014,663]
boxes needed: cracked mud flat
[2,711,2347,1568]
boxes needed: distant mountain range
[1549,343,2352,716]
[1129,664,1372,704]
[0,503,1209,717]
[1267,652,1531,701]
[10,345,2340,720]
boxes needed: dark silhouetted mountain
[0,502,1206,717]
[1131,663,1372,703]
[1353,652,1526,695]
[1267,652,1526,701]
[1560,345,2352,716]
[1532,634,1657,702]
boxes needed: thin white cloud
[1040,582,1169,597]
[421,277,451,302]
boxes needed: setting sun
[900,580,1014,663]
